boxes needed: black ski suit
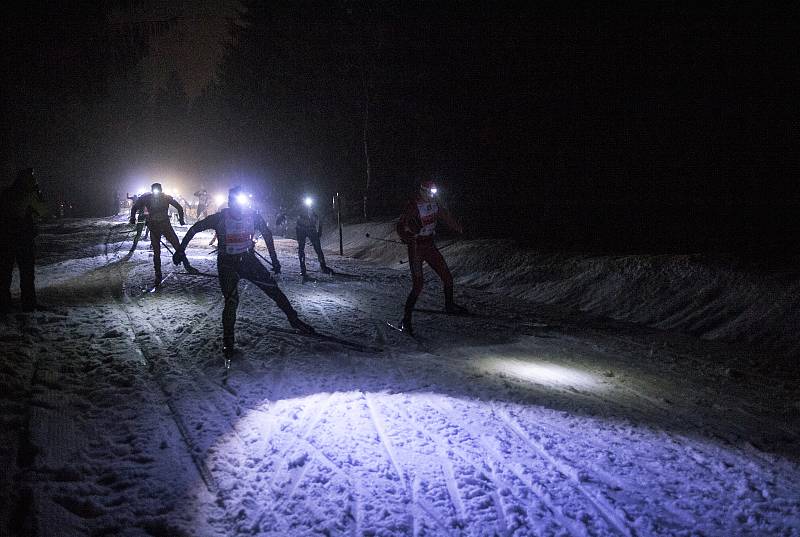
[130,193,192,280]
[179,208,302,345]
[296,210,329,275]
[0,170,48,312]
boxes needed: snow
[1,217,798,536]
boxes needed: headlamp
[304,196,314,208]
[236,193,249,206]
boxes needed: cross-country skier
[126,192,149,252]
[194,187,209,220]
[395,180,466,335]
[0,168,49,312]
[129,183,196,287]
[295,196,332,281]
[172,186,315,356]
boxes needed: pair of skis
[385,307,483,336]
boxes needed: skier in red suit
[395,180,467,334]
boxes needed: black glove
[272,261,281,275]
[179,218,185,226]
[173,249,186,265]
[129,217,136,226]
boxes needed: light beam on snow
[477,356,604,391]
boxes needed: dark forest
[2,2,798,255]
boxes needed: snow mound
[326,220,800,359]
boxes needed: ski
[413,307,483,318]
[176,269,217,278]
[141,272,176,294]
[385,321,415,338]
[323,269,361,279]
[265,324,382,353]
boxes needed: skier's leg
[129,222,143,253]
[149,224,162,282]
[425,246,457,307]
[0,241,14,311]
[241,253,314,334]
[17,243,37,311]
[312,235,331,273]
[402,243,425,331]
[218,258,240,348]
[297,228,308,275]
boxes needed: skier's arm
[180,213,217,250]
[169,197,186,225]
[256,215,281,272]
[396,201,420,242]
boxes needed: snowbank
[325,220,800,361]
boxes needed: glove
[272,261,281,275]
[172,249,186,266]
[129,217,136,226]
[179,218,185,226]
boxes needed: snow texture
[0,217,798,537]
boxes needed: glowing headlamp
[304,196,314,208]
[430,187,438,195]
[235,193,249,206]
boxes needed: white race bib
[224,210,255,254]
[417,201,438,236]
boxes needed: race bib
[224,210,255,254]
[417,201,438,236]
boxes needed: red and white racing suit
[396,196,462,320]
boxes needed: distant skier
[129,183,196,287]
[194,187,209,220]
[395,180,466,334]
[173,186,314,357]
[126,192,149,251]
[0,168,49,312]
[294,196,332,281]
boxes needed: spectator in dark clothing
[0,168,49,312]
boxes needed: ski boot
[222,337,239,368]
[398,316,414,336]
[301,272,314,284]
[321,265,334,275]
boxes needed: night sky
[1,2,797,254]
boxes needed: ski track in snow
[0,217,798,536]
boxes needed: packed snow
[1,217,798,537]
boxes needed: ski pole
[252,249,274,267]
[398,240,459,264]
[364,233,404,245]
[160,240,174,255]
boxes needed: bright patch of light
[304,196,313,207]
[430,187,438,195]
[236,193,249,206]
[215,194,226,205]
[478,356,603,391]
